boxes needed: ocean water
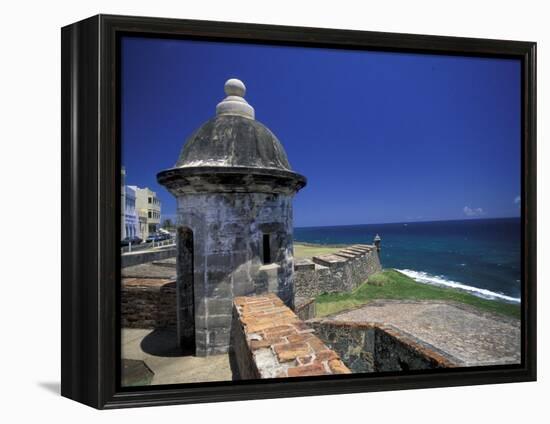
[294,218,521,303]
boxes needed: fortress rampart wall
[294,244,382,298]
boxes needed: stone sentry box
[158,79,307,356]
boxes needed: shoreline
[315,269,521,319]
[294,241,520,307]
[396,268,520,304]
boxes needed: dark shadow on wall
[177,226,195,354]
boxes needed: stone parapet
[122,261,176,279]
[294,244,382,297]
[294,258,316,271]
[294,297,316,321]
[231,294,350,379]
[121,278,177,329]
[312,254,348,267]
[308,319,456,373]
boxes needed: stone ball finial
[216,78,255,119]
[224,78,246,97]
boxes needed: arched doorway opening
[176,226,195,354]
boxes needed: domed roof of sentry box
[175,79,291,171]
[157,79,307,195]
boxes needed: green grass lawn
[294,242,344,259]
[316,269,520,319]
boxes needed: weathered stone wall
[308,321,376,373]
[231,294,350,379]
[309,320,456,373]
[176,192,296,356]
[294,297,316,321]
[373,326,453,372]
[121,278,177,329]
[294,244,382,298]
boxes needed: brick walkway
[329,300,521,366]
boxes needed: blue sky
[121,36,521,227]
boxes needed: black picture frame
[61,14,537,409]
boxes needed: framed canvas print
[61,14,536,409]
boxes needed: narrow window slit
[263,234,271,264]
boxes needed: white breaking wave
[395,268,521,304]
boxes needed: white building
[121,167,127,239]
[131,186,161,240]
[124,186,139,239]
[121,165,161,241]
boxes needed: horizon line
[294,215,521,229]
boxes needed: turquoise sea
[294,218,521,303]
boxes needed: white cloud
[514,195,521,204]
[463,206,485,217]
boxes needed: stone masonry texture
[121,278,177,329]
[294,244,382,298]
[309,319,456,373]
[329,300,521,366]
[176,192,296,356]
[294,297,316,321]
[156,81,307,358]
[231,293,350,379]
